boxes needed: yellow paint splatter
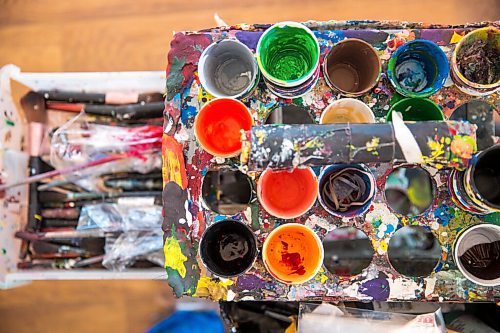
[379,239,388,253]
[194,277,234,301]
[314,267,328,284]
[164,237,187,278]
[450,31,465,44]
[255,129,267,145]
[366,137,380,156]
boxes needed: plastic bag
[77,203,162,232]
[102,230,163,271]
[48,112,163,191]
[298,303,446,333]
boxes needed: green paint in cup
[386,97,444,122]
[257,21,320,87]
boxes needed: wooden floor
[0,0,498,72]
[0,1,498,332]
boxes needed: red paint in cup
[194,98,253,157]
[257,167,318,219]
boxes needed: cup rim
[256,21,320,87]
[451,26,500,90]
[319,98,376,124]
[467,145,500,211]
[198,39,259,99]
[387,39,449,98]
[317,163,376,217]
[193,97,254,158]
[257,166,318,219]
[386,97,444,122]
[262,222,324,284]
[453,223,500,286]
[198,218,259,278]
[322,38,382,96]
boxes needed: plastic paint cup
[318,164,376,218]
[262,223,323,284]
[386,97,444,122]
[194,98,253,157]
[387,39,449,98]
[453,224,500,286]
[451,27,500,96]
[257,21,320,87]
[323,38,381,96]
[199,219,258,278]
[257,167,318,219]
[465,144,500,212]
[320,98,375,124]
[198,39,259,99]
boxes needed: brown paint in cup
[323,39,381,96]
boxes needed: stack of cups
[449,144,500,214]
[386,40,449,121]
[256,22,321,98]
[450,27,500,96]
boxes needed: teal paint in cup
[387,39,449,98]
[386,97,444,122]
[256,21,320,87]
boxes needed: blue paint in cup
[387,39,449,98]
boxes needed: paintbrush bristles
[29,122,45,157]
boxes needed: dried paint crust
[162,20,500,302]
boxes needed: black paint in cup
[199,219,258,277]
[469,144,500,210]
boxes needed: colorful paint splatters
[164,237,187,278]
[162,135,188,189]
[365,203,398,239]
[194,277,234,301]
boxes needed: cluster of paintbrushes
[8,89,165,270]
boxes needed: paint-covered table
[162,20,500,302]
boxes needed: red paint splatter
[281,252,306,276]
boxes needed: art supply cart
[0,67,167,286]
[162,20,500,302]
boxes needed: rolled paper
[241,121,477,170]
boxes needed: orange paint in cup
[257,167,318,219]
[263,223,324,284]
[194,98,253,157]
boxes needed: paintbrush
[41,207,80,220]
[26,122,45,231]
[15,229,105,240]
[38,190,162,202]
[46,101,165,121]
[39,90,163,105]
[0,153,131,191]
[40,195,162,208]
[42,219,79,228]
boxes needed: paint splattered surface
[162,20,500,302]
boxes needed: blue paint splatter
[181,105,198,124]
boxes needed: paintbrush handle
[83,102,164,120]
[40,90,163,104]
[40,90,106,103]
[0,154,129,191]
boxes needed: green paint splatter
[1,248,6,255]
[5,119,14,126]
